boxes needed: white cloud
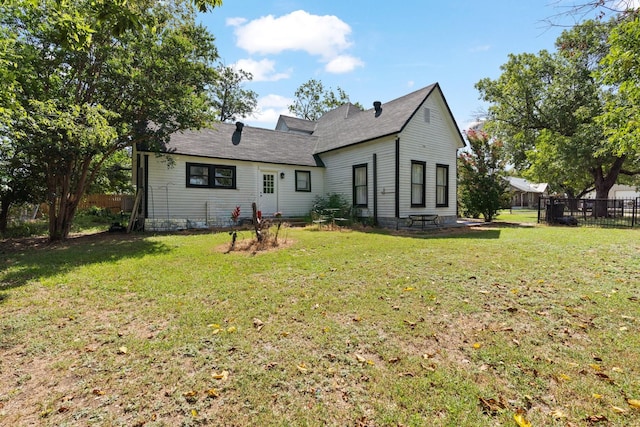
[247,94,292,125]
[469,44,491,53]
[229,10,363,75]
[324,55,364,74]
[233,58,290,82]
[407,80,415,88]
[226,17,247,27]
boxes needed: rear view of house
[132,83,466,231]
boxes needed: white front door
[259,171,278,216]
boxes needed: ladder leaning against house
[126,189,144,233]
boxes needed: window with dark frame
[295,170,311,192]
[436,164,449,207]
[353,164,368,207]
[411,160,426,207]
[186,163,236,189]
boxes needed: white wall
[399,92,460,220]
[142,153,324,227]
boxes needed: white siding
[142,153,324,226]
[321,136,396,217]
[320,91,461,224]
[399,91,460,220]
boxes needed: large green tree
[288,79,361,120]
[210,65,258,123]
[476,19,638,215]
[1,0,219,240]
[599,13,640,155]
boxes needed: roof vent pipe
[373,101,382,117]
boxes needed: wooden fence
[39,194,135,216]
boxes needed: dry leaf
[227,326,236,333]
[92,389,105,396]
[191,409,198,417]
[478,396,506,414]
[297,363,308,373]
[117,346,128,355]
[473,342,483,349]
[253,318,264,331]
[355,353,366,363]
[592,393,603,399]
[550,409,568,419]
[611,405,627,413]
[513,412,532,427]
[212,370,229,381]
[206,388,219,398]
[628,399,640,409]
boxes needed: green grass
[1,224,640,426]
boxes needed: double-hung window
[436,164,449,207]
[295,170,311,192]
[186,163,236,189]
[411,161,426,207]
[353,164,368,207]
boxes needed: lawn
[1,223,639,426]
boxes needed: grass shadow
[0,232,172,295]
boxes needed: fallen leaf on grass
[513,411,531,427]
[117,346,128,355]
[585,414,608,423]
[473,342,483,349]
[611,405,627,414]
[592,393,604,399]
[628,399,640,409]
[253,318,264,331]
[478,396,506,414]
[297,363,308,373]
[206,388,219,398]
[212,370,229,381]
[92,389,105,396]
[550,409,568,419]
[182,391,198,403]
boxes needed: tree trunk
[0,198,10,234]
[591,156,625,218]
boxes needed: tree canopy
[288,79,361,121]
[458,129,508,222]
[210,65,258,123]
[476,18,639,205]
[0,0,220,239]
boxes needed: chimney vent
[373,101,382,117]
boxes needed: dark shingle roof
[146,83,463,166]
[159,122,321,167]
[312,84,438,153]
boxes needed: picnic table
[407,214,439,229]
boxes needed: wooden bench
[407,214,439,229]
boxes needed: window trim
[186,162,236,189]
[295,170,311,192]
[353,163,368,207]
[410,160,426,207]
[436,163,449,207]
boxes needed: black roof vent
[373,101,382,117]
[232,122,244,145]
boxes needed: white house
[132,83,466,231]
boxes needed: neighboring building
[505,177,549,208]
[584,184,640,200]
[132,83,466,231]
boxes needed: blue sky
[196,1,620,130]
